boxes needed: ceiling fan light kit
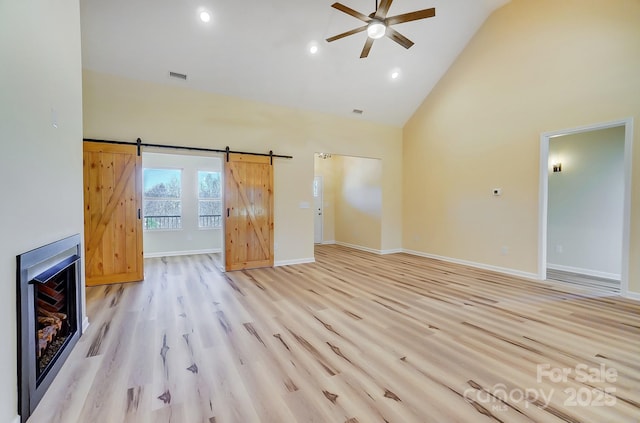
[326,0,436,58]
[367,20,386,39]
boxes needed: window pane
[198,199,222,216]
[143,168,182,230]
[198,171,221,199]
[198,171,221,228]
[144,169,181,198]
[144,199,182,216]
[198,199,222,228]
[143,215,182,230]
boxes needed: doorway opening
[142,151,224,271]
[538,118,633,295]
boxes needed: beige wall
[403,0,640,293]
[82,70,403,263]
[0,0,84,421]
[334,156,383,250]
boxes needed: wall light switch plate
[299,201,310,209]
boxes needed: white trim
[144,248,221,258]
[335,241,382,255]
[10,415,20,423]
[82,316,90,332]
[275,257,315,266]
[621,118,634,296]
[622,291,640,301]
[538,133,549,280]
[321,240,336,245]
[547,263,620,281]
[333,242,402,256]
[403,249,539,280]
[539,118,634,296]
[380,248,403,255]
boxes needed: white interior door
[313,176,323,244]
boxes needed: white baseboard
[547,263,620,281]
[622,290,640,301]
[144,248,221,258]
[403,249,539,280]
[321,240,336,245]
[335,241,382,255]
[380,248,403,255]
[332,242,403,256]
[275,257,315,267]
[10,415,20,423]
[82,316,90,332]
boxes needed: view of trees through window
[198,171,222,228]
[143,168,222,231]
[143,168,182,230]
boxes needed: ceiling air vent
[352,109,363,115]
[169,71,187,80]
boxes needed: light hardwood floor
[30,245,640,423]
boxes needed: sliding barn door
[225,153,274,271]
[83,142,143,285]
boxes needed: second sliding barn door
[224,153,274,271]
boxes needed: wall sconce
[552,162,562,173]
[317,152,332,159]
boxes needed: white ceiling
[80,0,510,127]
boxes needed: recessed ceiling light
[391,71,400,79]
[307,42,320,55]
[199,10,211,22]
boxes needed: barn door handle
[137,209,141,219]
[227,208,230,217]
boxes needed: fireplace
[16,234,83,422]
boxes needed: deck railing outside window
[198,214,222,228]
[143,215,182,230]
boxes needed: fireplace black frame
[16,233,83,422]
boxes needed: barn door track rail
[83,138,293,164]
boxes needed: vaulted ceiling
[80,0,510,126]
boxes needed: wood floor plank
[30,245,640,422]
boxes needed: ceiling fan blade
[331,2,371,22]
[326,25,367,42]
[385,27,414,49]
[360,37,374,58]
[385,8,435,26]
[374,0,394,20]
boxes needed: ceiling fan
[326,0,436,58]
